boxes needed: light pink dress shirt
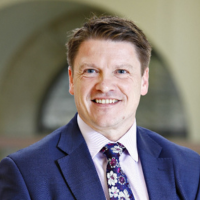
[77,115,149,200]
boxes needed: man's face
[68,39,149,140]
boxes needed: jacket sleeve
[0,156,31,200]
[196,172,200,200]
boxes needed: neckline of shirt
[77,115,138,162]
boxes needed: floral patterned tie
[101,143,135,200]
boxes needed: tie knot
[101,143,125,160]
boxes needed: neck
[87,121,135,142]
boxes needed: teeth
[95,99,118,104]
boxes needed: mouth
[92,99,119,104]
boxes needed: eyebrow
[79,63,97,70]
[80,63,133,68]
[115,64,133,69]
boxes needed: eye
[82,68,98,77]
[84,69,96,73]
[117,69,128,74]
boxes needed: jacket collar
[137,126,176,200]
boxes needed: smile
[93,99,119,104]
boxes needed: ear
[141,67,149,96]
[68,66,74,95]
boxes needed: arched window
[38,67,76,132]
[137,51,187,138]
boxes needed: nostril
[95,81,115,93]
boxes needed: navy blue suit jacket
[0,114,200,199]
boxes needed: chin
[92,119,118,129]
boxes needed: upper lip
[92,97,119,100]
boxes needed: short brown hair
[66,15,151,75]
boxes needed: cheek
[75,80,92,101]
[120,79,141,96]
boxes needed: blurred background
[0,0,200,160]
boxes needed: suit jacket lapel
[137,127,176,200]
[57,115,106,200]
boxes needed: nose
[95,74,116,93]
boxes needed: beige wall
[0,0,200,145]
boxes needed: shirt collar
[77,115,138,162]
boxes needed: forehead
[74,39,140,67]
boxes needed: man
[0,16,199,200]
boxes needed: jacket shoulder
[137,126,200,159]
[7,114,79,162]
[7,125,66,165]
